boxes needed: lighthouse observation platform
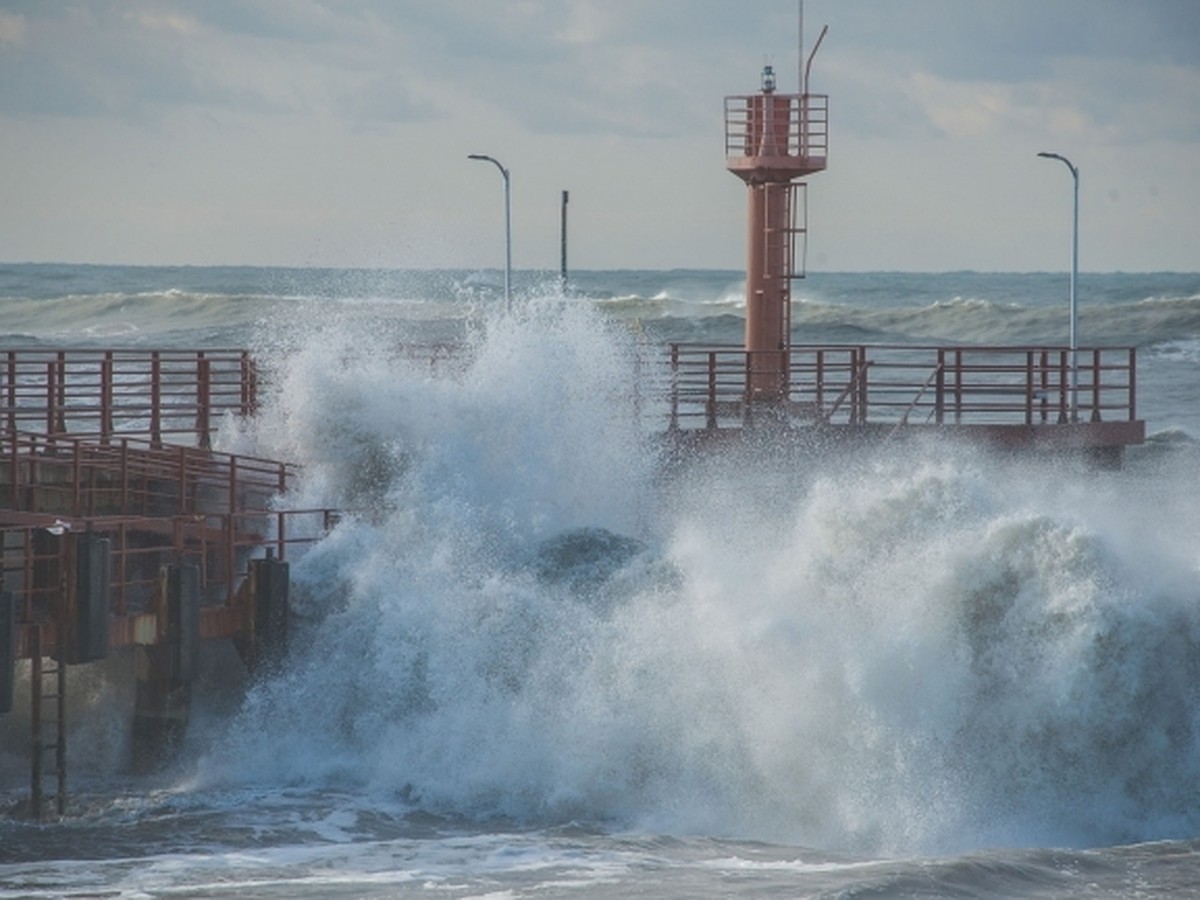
[724,92,829,180]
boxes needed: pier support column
[132,564,199,772]
[64,531,110,666]
[247,553,289,673]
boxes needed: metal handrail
[886,365,945,441]
[1,348,255,448]
[665,342,1139,430]
[1,430,295,518]
[821,358,872,424]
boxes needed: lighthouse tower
[725,45,828,403]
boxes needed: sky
[1,0,1197,272]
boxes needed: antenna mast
[798,0,804,93]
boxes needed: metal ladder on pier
[29,628,67,820]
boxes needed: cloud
[0,11,26,46]
[1,0,1196,269]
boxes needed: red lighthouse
[725,42,828,403]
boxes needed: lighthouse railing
[724,93,828,168]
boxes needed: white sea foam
[186,290,1200,858]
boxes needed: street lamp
[1037,151,1079,422]
[468,154,511,311]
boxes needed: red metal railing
[1,430,294,518]
[664,343,1139,430]
[1,349,256,448]
[724,93,829,164]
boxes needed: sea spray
[190,294,1200,857]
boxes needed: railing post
[1057,351,1070,424]
[856,347,869,425]
[119,439,130,516]
[953,349,964,424]
[196,354,212,450]
[1039,350,1050,423]
[8,430,20,510]
[1091,348,1102,422]
[177,446,189,515]
[4,352,15,432]
[669,344,680,430]
[1024,351,1035,426]
[150,352,162,449]
[935,349,946,425]
[1128,348,1137,422]
[224,512,236,607]
[708,352,718,430]
[45,360,57,436]
[228,455,239,521]
[100,353,113,444]
[240,353,258,418]
[71,436,82,517]
[55,352,67,435]
[815,349,825,414]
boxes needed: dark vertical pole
[54,352,67,434]
[100,352,113,443]
[1128,348,1137,422]
[560,190,569,294]
[250,554,289,672]
[935,349,945,426]
[4,352,16,432]
[54,653,66,817]
[69,531,110,665]
[0,582,14,715]
[196,354,212,450]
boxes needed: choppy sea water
[2,265,1199,897]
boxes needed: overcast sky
[1,1,1197,272]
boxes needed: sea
[1,264,1199,897]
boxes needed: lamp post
[468,154,511,311]
[1037,151,1079,422]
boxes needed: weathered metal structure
[725,60,827,401]
[0,350,332,818]
[692,25,1143,461]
